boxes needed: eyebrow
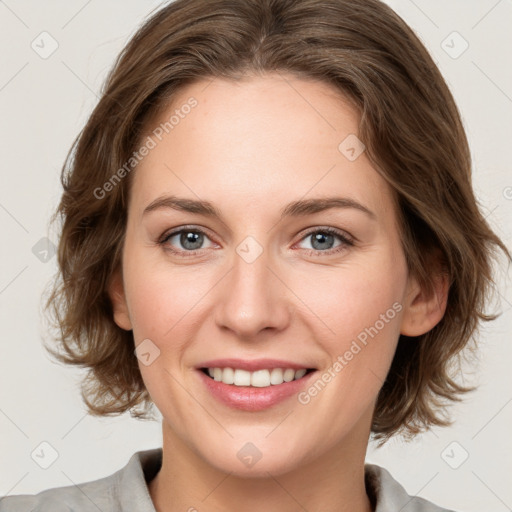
[142,195,377,221]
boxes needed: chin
[205,449,305,478]
[190,429,317,478]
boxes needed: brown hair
[43,0,510,444]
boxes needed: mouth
[199,367,316,387]
[195,358,319,410]
[197,365,318,411]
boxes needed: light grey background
[0,1,511,510]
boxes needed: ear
[107,268,133,331]
[400,263,450,337]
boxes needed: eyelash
[157,225,354,258]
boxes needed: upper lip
[197,358,316,371]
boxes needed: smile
[195,358,318,410]
[202,367,315,387]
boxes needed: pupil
[181,231,202,250]
[312,232,334,250]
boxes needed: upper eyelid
[302,226,353,239]
[160,224,213,238]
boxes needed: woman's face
[110,73,424,476]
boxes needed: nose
[214,243,291,340]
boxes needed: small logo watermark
[235,236,264,264]
[441,31,469,59]
[237,442,262,468]
[441,441,469,469]
[32,237,56,263]
[31,31,59,59]
[338,134,366,162]
[31,441,59,469]
[135,338,161,366]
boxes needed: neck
[148,421,374,512]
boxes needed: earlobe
[400,269,450,337]
[107,269,133,331]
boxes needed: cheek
[299,254,406,342]
[123,250,216,342]
[297,263,405,419]
[298,253,407,398]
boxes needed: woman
[1,0,509,510]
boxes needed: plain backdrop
[0,1,511,510]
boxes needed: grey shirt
[0,448,456,511]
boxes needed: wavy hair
[43,0,510,445]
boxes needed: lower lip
[197,369,317,411]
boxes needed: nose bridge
[214,236,289,337]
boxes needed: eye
[295,227,354,256]
[158,226,215,256]
[158,225,354,258]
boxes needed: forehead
[130,73,395,223]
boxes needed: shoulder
[0,474,115,512]
[0,448,162,512]
[365,463,459,512]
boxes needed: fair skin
[108,73,448,512]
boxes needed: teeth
[251,369,269,387]
[270,368,284,385]
[222,367,234,384]
[205,367,310,387]
[283,368,295,382]
[234,369,251,386]
[295,368,307,379]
